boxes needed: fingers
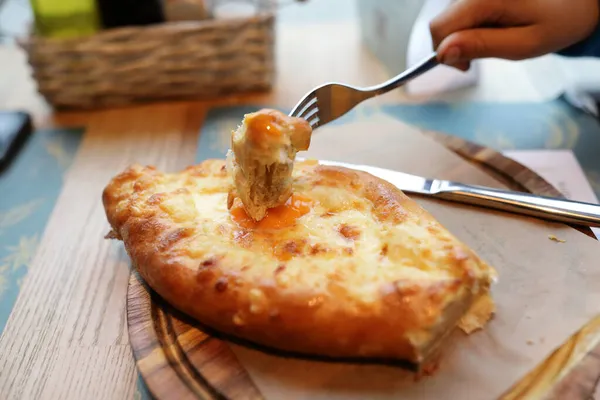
[430,0,507,50]
[436,25,545,66]
[449,61,471,72]
[429,0,600,69]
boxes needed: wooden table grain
[0,4,598,399]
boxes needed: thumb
[437,26,545,64]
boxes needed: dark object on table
[0,111,32,173]
[97,0,165,28]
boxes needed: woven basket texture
[19,13,276,109]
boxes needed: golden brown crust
[102,159,496,363]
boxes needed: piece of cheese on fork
[226,108,312,221]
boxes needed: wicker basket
[18,12,275,109]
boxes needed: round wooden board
[127,131,600,400]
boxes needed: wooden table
[0,2,599,399]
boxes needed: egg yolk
[247,112,282,142]
[231,194,312,230]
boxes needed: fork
[289,52,439,128]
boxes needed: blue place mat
[0,128,82,333]
[197,98,600,198]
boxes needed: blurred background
[1,0,600,171]
[2,0,600,196]
[1,0,599,111]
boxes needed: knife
[310,159,600,228]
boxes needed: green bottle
[29,0,100,39]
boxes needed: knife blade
[302,158,600,228]
[314,159,435,194]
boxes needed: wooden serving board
[126,123,600,400]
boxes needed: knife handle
[434,181,600,227]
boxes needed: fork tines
[290,93,320,129]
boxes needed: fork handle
[364,52,439,96]
[434,181,600,227]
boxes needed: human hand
[429,0,600,70]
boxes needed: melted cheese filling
[230,193,313,230]
[149,164,473,305]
